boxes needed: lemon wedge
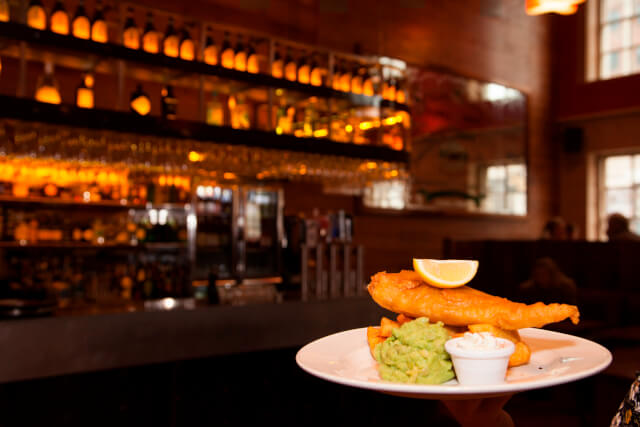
[413,258,479,288]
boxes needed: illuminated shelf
[0,95,409,163]
[0,241,187,250]
[0,195,144,209]
[0,22,410,113]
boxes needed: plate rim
[296,327,613,396]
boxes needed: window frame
[478,160,527,216]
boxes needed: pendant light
[525,0,585,15]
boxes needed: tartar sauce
[452,332,510,352]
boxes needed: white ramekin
[444,337,515,385]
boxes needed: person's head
[531,257,559,287]
[606,213,630,240]
[542,217,567,240]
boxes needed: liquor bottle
[271,48,283,78]
[396,80,406,104]
[122,7,140,49]
[71,0,90,39]
[332,62,342,91]
[161,85,177,119]
[203,27,218,65]
[362,70,374,96]
[75,73,94,109]
[163,17,179,57]
[339,65,351,92]
[234,34,246,71]
[130,84,150,116]
[35,62,61,104]
[27,0,46,30]
[0,0,9,22]
[206,91,224,126]
[229,94,250,129]
[384,78,396,101]
[247,40,259,74]
[142,12,160,54]
[91,0,107,43]
[310,56,324,87]
[179,24,195,61]
[297,56,310,84]
[284,48,296,81]
[351,66,363,94]
[220,32,234,69]
[50,0,69,35]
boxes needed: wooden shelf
[0,195,144,209]
[0,95,409,162]
[0,241,187,250]
[0,22,410,113]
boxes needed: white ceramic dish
[296,327,612,400]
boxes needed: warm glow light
[228,95,236,110]
[180,39,195,61]
[27,3,46,30]
[525,0,584,15]
[91,20,107,43]
[223,172,237,180]
[36,85,61,104]
[363,78,374,96]
[130,89,151,115]
[247,53,259,74]
[313,129,328,138]
[221,47,235,69]
[76,87,94,109]
[310,67,323,86]
[345,124,353,133]
[50,9,69,35]
[72,16,90,39]
[204,44,218,65]
[164,35,179,58]
[188,151,203,162]
[124,27,140,50]
[143,31,160,54]
[272,58,283,79]
[285,60,297,82]
[366,162,377,170]
[351,74,363,94]
[298,63,310,84]
[299,165,307,175]
[0,0,9,22]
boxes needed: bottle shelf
[0,22,410,113]
[0,95,409,163]
[0,195,145,209]
[0,241,187,250]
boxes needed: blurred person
[518,257,577,305]
[566,222,579,240]
[541,217,567,240]
[607,213,640,241]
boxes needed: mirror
[406,69,527,215]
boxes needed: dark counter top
[0,298,390,384]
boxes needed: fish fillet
[367,270,580,330]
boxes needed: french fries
[368,317,532,368]
[468,323,531,367]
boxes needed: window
[591,0,640,79]
[363,179,407,209]
[481,163,527,215]
[599,153,640,236]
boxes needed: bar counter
[0,297,389,384]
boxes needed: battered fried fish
[367,270,580,330]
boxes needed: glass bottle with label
[234,34,246,71]
[206,91,224,126]
[161,85,177,120]
[271,48,283,78]
[91,0,107,43]
[247,40,259,74]
[284,48,296,81]
[220,32,234,69]
[142,12,160,54]
[27,0,46,30]
[50,0,69,35]
[0,0,9,22]
[163,17,179,57]
[71,0,90,39]
[203,27,218,65]
[179,24,195,61]
[123,7,140,50]
[75,73,94,109]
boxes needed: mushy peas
[374,317,454,384]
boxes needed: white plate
[296,327,612,399]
